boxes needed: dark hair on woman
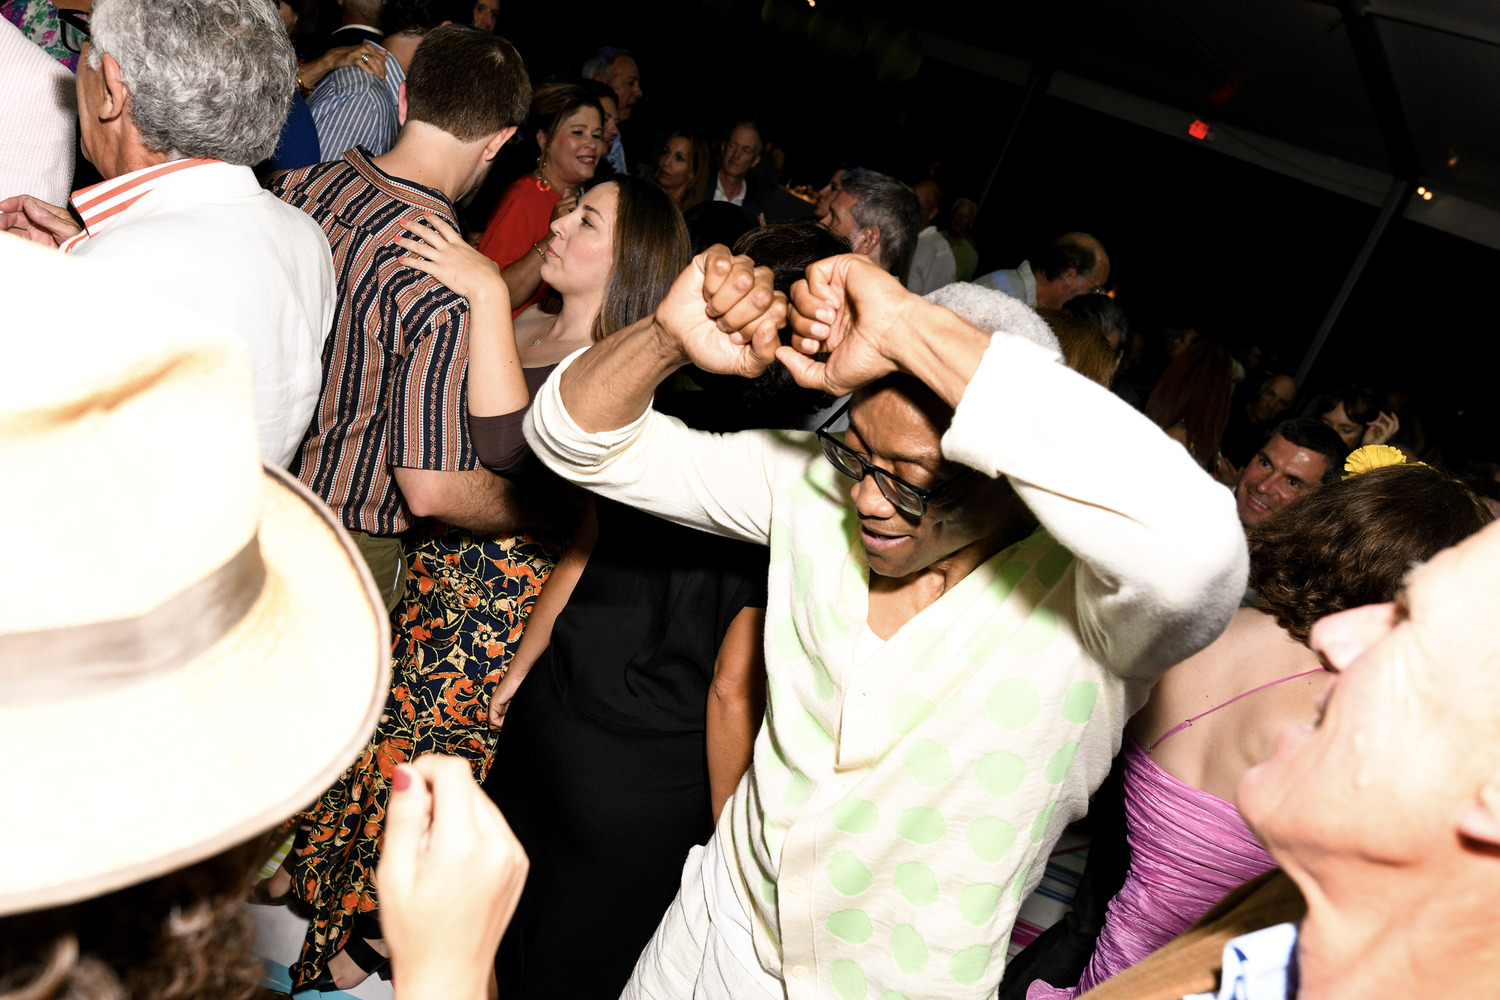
[1144,341,1234,469]
[537,176,690,343]
[528,83,604,160]
[657,131,711,210]
[1038,307,1115,388]
[1313,384,1378,426]
[1250,463,1493,645]
[0,839,266,1000]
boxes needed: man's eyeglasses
[57,9,90,55]
[815,401,975,519]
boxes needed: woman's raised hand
[396,213,510,309]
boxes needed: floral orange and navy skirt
[284,522,561,988]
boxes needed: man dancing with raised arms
[523,252,1247,999]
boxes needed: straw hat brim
[0,465,392,916]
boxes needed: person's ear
[98,52,129,123]
[482,125,516,163]
[396,81,407,126]
[852,225,880,259]
[1458,782,1500,847]
[535,128,547,152]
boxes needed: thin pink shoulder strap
[1145,667,1326,755]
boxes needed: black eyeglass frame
[814,400,977,518]
[56,8,90,54]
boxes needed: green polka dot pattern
[809,655,836,701]
[1030,801,1056,844]
[1045,742,1079,785]
[828,851,873,895]
[893,861,938,906]
[1061,681,1099,723]
[1011,606,1058,657]
[889,693,936,735]
[985,677,1040,730]
[950,944,991,987]
[831,795,879,835]
[891,923,929,973]
[902,739,953,787]
[782,770,811,808]
[830,959,867,1000]
[896,806,946,844]
[793,555,815,603]
[959,882,1003,926]
[967,816,1016,863]
[827,909,873,943]
[975,750,1026,798]
[795,710,834,753]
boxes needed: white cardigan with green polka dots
[526,331,1248,1000]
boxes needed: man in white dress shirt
[0,0,334,469]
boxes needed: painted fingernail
[392,765,412,792]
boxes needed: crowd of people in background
[4,2,1500,1000]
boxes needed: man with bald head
[978,231,1109,309]
[1082,513,1500,999]
[905,179,957,294]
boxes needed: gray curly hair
[88,0,296,165]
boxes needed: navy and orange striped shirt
[272,147,478,536]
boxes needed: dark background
[327,0,1500,465]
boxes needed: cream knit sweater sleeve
[942,331,1248,681]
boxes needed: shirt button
[791,965,810,980]
[787,876,806,895]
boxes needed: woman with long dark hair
[475,83,605,315]
[1144,341,1235,474]
[271,176,690,993]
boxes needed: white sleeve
[942,331,1248,680]
[0,22,76,207]
[523,349,809,547]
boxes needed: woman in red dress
[476,84,603,315]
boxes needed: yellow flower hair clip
[1343,444,1412,479]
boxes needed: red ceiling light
[1188,119,1212,140]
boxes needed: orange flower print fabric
[285,522,562,987]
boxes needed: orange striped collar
[61,158,222,254]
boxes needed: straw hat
[0,237,390,916]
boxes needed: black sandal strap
[341,933,391,981]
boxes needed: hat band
[0,537,266,704]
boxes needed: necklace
[528,316,560,348]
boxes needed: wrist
[391,966,487,1000]
[645,316,691,370]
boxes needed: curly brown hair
[0,838,267,1000]
[1249,463,1493,644]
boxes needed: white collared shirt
[67,160,335,467]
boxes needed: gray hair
[925,282,1060,355]
[582,46,633,82]
[840,167,923,275]
[88,0,296,164]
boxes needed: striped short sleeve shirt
[272,147,478,536]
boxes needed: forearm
[705,607,767,822]
[465,288,528,418]
[557,316,687,433]
[886,296,992,410]
[941,334,1247,678]
[394,466,535,535]
[499,241,546,305]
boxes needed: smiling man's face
[1236,434,1328,528]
